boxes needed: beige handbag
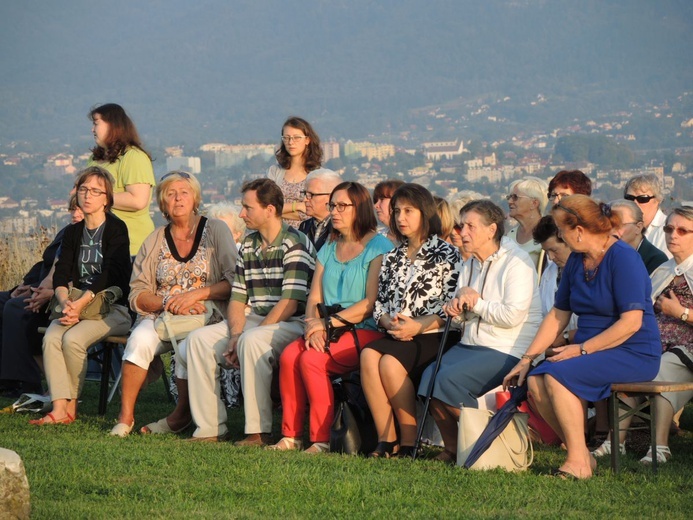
[48,286,123,321]
[154,300,214,343]
[457,407,533,471]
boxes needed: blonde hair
[448,190,484,223]
[206,202,246,236]
[156,171,202,221]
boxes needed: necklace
[172,217,198,242]
[582,236,611,282]
[85,221,105,246]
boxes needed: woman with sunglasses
[623,174,671,258]
[31,167,132,425]
[505,177,549,271]
[267,116,323,228]
[592,206,693,464]
[361,184,461,458]
[110,171,237,437]
[88,103,156,256]
[269,182,392,453]
[504,195,661,479]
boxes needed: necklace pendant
[89,239,94,246]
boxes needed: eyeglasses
[281,135,307,144]
[505,194,531,202]
[326,202,354,213]
[77,186,106,197]
[624,194,656,204]
[160,171,191,181]
[663,225,693,237]
[548,192,572,201]
[453,224,463,234]
[301,191,330,200]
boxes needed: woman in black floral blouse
[361,184,461,458]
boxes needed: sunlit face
[76,175,108,216]
[329,189,355,235]
[612,208,643,249]
[91,113,109,148]
[282,125,310,158]
[393,199,423,242]
[625,185,659,227]
[239,189,273,231]
[163,180,196,220]
[507,186,536,219]
[664,214,693,259]
[457,210,496,255]
[541,236,571,268]
[548,185,575,205]
[304,178,331,220]
[374,195,392,227]
[553,216,584,253]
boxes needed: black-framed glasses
[77,186,106,197]
[160,171,191,181]
[663,225,693,237]
[301,190,330,200]
[281,135,307,144]
[624,194,656,204]
[327,202,354,213]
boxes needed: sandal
[267,436,303,451]
[548,468,579,480]
[368,441,399,459]
[591,440,625,458]
[640,445,671,464]
[304,442,330,454]
[110,421,135,437]
[140,417,192,435]
[29,412,75,426]
[395,445,417,459]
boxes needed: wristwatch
[580,343,588,356]
[681,308,690,323]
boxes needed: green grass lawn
[2,379,693,520]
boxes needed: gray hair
[509,176,549,215]
[206,202,246,235]
[305,168,342,191]
[666,205,693,225]
[610,199,644,223]
[624,174,663,202]
[448,190,484,223]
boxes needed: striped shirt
[231,222,315,316]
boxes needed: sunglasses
[453,224,463,234]
[160,171,192,181]
[624,194,656,204]
[663,225,693,237]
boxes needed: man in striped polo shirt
[182,179,315,443]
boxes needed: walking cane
[412,313,455,460]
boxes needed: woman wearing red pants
[269,182,393,453]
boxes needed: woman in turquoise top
[269,182,393,453]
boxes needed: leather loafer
[185,432,231,443]
[234,433,272,447]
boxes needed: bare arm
[113,183,151,212]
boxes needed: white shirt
[646,209,672,259]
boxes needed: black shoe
[395,445,417,459]
[367,441,399,459]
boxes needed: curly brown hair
[274,116,322,172]
[89,103,151,163]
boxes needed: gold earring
[577,235,582,242]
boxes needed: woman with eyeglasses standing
[592,206,693,464]
[505,177,549,271]
[547,170,592,205]
[88,103,156,256]
[504,195,661,479]
[110,172,237,437]
[267,116,323,228]
[373,180,405,244]
[361,184,461,458]
[623,174,672,259]
[31,167,132,425]
[269,182,392,453]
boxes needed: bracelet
[521,354,536,361]
[162,295,170,309]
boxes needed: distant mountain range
[1,0,692,148]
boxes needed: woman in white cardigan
[419,200,543,463]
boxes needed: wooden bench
[609,381,693,474]
[38,327,128,416]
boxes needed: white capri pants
[122,318,176,370]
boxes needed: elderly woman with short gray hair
[610,199,668,274]
[505,176,549,270]
[624,174,670,258]
[110,171,237,437]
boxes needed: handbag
[154,300,214,343]
[317,303,361,369]
[48,286,123,321]
[330,373,377,455]
[457,407,533,471]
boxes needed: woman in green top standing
[88,103,156,256]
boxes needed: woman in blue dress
[504,195,661,479]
